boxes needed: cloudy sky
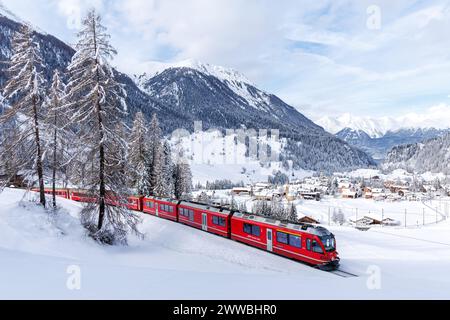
[2,0,450,123]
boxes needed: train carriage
[126,196,144,211]
[70,190,97,203]
[143,197,179,221]
[32,188,70,199]
[231,212,339,269]
[178,202,232,238]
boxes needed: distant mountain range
[318,113,450,139]
[317,113,450,161]
[0,8,376,172]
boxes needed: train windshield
[320,235,336,252]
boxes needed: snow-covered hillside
[1,188,450,299]
[384,133,450,174]
[335,127,450,161]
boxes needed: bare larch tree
[1,25,47,206]
[65,9,140,243]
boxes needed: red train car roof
[233,211,332,237]
[145,197,180,205]
[179,201,233,216]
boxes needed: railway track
[330,269,358,278]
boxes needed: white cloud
[2,0,450,123]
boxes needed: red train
[32,188,340,270]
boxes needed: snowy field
[1,188,450,299]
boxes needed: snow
[1,188,450,299]
[169,129,311,185]
[338,168,447,183]
[135,59,275,112]
[317,107,450,138]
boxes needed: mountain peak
[175,59,255,87]
[135,59,255,88]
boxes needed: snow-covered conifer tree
[173,157,193,200]
[287,203,298,223]
[65,10,140,243]
[1,25,47,206]
[127,112,149,194]
[161,141,174,197]
[148,114,165,196]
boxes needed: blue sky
[2,0,450,123]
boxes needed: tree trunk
[32,95,46,207]
[52,112,57,209]
[93,16,106,231]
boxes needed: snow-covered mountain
[318,111,450,138]
[336,127,450,161]
[383,133,450,174]
[0,7,375,172]
[335,128,372,145]
[135,63,376,171]
[318,114,395,138]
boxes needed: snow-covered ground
[1,188,450,299]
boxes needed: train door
[156,203,159,217]
[202,213,208,231]
[267,229,273,252]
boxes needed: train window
[289,235,302,248]
[244,223,252,234]
[252,225,261,237]
[169,206,174,213]
[307,239,311,251]
[276,232,288,244]
[312,241,324,254]
[180,208,185,216]
[189,211,195,222]
[213,216,226,226]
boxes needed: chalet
[363,187,373,199]
[354,216,382,226]
[299,191,321,201]
[254,190,276,201]
[298,216,320,224]
[338,181,351,193]
[342,188,358,199]
[390,185,410,194]
[232,187,252,196]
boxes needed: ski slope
[0,188,449,299]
